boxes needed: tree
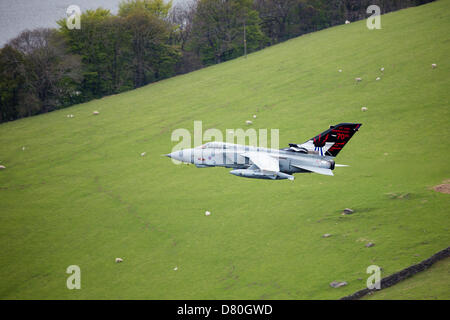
[119,0,173,18]
[169,0,198,51]
[58,8,124,98]
[59,5,179,91]
[0,46,26,122]
[191,0,266,65]
[168,0,204,73]
[254,0,301,44]
[7,29,82,116]
[123,10,179,87]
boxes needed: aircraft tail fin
[292,123,362,157]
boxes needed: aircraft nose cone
[164,153,172,158]
[165,150,192,163]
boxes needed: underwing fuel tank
[229,169,294,180]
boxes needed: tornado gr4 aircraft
[166,123,362,180]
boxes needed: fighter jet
[165,123,362,180]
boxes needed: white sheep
[0,165,5,170]
[355,77,362,82]
[141,152,146,157]
[93,111,100,115]
[338,69,342,73]
[246,120,253,125]
[205,211,211,216]
[361,107,368,112]
[380,67,385,72]
[115,258,123,263]
[253,114,257,119]
[376,77,381,81]
[345,20,350,24]
[432,63,437,69]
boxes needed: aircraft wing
[291,164,334,176]
[242,152,279,173]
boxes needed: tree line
[0,0,434,123]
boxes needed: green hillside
[0,0,449,299]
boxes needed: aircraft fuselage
[166,142,335,180]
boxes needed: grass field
[0,0,449,300]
